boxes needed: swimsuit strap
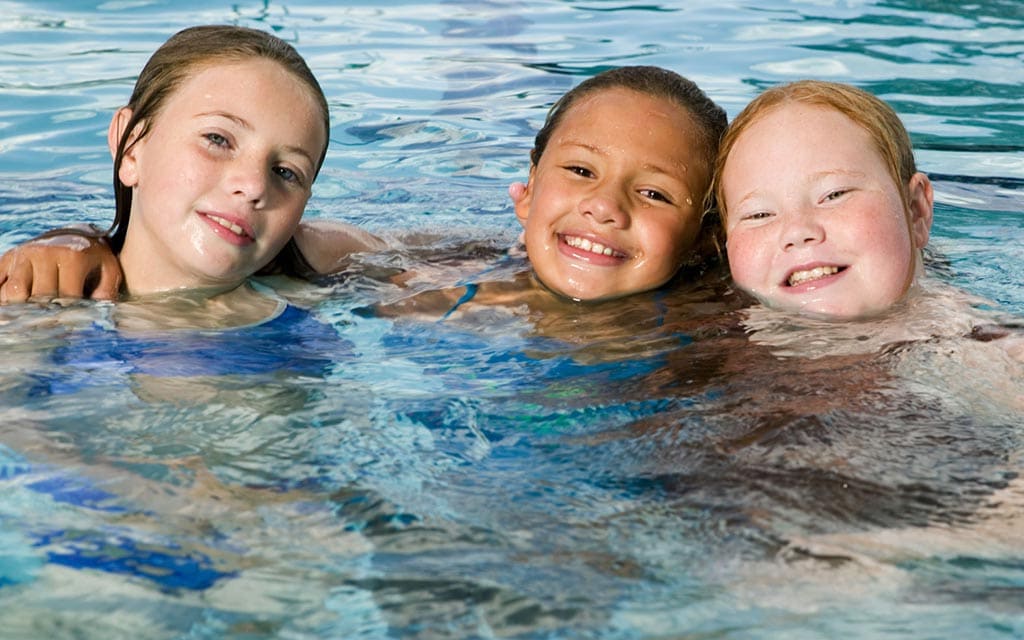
[441,283,479,320]
[240,280,290,328]
[440,247,527,321]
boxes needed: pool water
[1,1,1023,638]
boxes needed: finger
[0,258,33,304]
[30,261,61,299]
[84,258,124,300]
[0,252,10,302]
[56,261,88,299]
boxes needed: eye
[639,188,672,204]
[564,165,594,179]
[741,210,774,221]
[273,165,303,186]
[203,132,230,148]
[823,188,850,202]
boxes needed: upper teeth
[209,215,246,236]
[788,265,839,286]
[564,235,620,257]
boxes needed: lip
[199,211,255,247]
[557,232,629,266]
[782,262,847,290]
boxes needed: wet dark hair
[106,25,330,254]
[530,66,728,257]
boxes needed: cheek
[874,234,916,292]
[724,233,762,285]
[524,185,559,227]
[645,214,699,265]
[268,197,308,243]
[862,212,915,272]
[523,210,557,255]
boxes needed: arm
[0,225,123,303]
[0,217,384,302]
[291,219,387,275]
[307,184,525,272]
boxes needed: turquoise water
[1,1,1023,638]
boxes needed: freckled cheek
[270,202,307,244]
[724,234,762,287]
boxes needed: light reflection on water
[0,1,1023,638]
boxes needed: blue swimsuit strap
[441,283,479,320]
[440,249,527,320]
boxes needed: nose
[579,189,629,228]
[781,209,825,250]
[227,155,269,208]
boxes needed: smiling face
[114,58,326,295]
[721,102,932,318]
[514,88,707,301]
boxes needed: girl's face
[721,103,932,318]
[514,88,707,301]
[114,58,326,295]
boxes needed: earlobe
[108,107,140,187]
[906,172,934,250]
[513,166,536,228]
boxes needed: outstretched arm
[291,219,387,275]
[0,217,388,303]
[0,226,123,303]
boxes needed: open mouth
[206,214,251,238]
[561,234,627,259]
[787,265,845,287]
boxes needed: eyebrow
[729,190,763,213]
[729,168,870,212]
[561,140,689,181]
[197,111,318,166]
[808,168,868,182]
[562,140,606,156]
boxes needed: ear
[513,165,536,229]
[108,107,140,187]
[906,172,934,250]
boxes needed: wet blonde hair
[713,80,918,232]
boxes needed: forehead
[171,58,316,106]
[162,58,327,146]
[557,88,699,144]
[548,89,704,180]
[740,103,871,153]
[726,102,889,177]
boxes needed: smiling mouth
[562,234,627,259]
[207,214,252,239]
[787,265,844,287]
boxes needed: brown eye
[640,188,672,204]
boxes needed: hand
[0,230,123,303]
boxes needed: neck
[114,282,284,331]
[118,233,242,297]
